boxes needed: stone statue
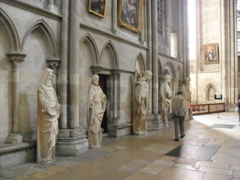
[88,74,107,148]
[182,77,193,120]
[160,74,172,127]
[37,68,61,164]
[133,70,152,135]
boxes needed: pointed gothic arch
[100,40,119,69]
[134,52,145,72]
[176,66,182,80]
[80,33,99,65]
[163,62,176,78]
[0,8,20,51]
[21,19,57,57]
[205,83,216,101]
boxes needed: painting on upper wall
[203,43,219,64]
[117,0,143,33]
[88,0,108,18]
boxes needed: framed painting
[117,0,143,33]
[203,43,219,64]
[89,0,108,18]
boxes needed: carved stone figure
[160,74,172,127]
[182,77,193,120]
[37,68,61,163]
[88,74,107,148]
[133,70,152,135]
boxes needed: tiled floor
[1,112,240,180]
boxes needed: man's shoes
[180,134,185,138]
[174,139,179,141]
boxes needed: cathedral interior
[0,0,240,179]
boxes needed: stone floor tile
[46,166,66,173]
[31,170,55,179]
[118,159,150,173]
[0,169,22,178]
[155,167,204,180]
[195,161,230,169]
[199,172,232,180]
[139,164,166,175]
[174,158,197,165]
[114,146,127,150]
[230,165,240,172]
[207,139,225,145]
[42,170,80,180]
[159,156,177,162]
[100,170,132,180]
[53,160,78,167]
[232,171,240,178]
[172,163,199,171]
[153,160,175,167]
[124,172,158,180]
[198,166,232,175]
[12,175,31,180]
[9,163,44,175]
[142,143,179,154]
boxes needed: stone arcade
[1,0,238,168]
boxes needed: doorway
[98,74,108,133]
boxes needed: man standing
[172,91,186,141]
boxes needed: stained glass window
[157,0,163,35]
[237,0,240,55]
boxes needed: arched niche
[0,8,20,52]
[19,20,57,140]
[0,9,18,143]
[100,40,119,69]
[205,83,216,101]
[79,34,99,129]
[163,62,176,79]
[21,19,57,57]
[80,33,99,66]
[134,52,145,72]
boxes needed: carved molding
[90,65,102,75]
[46,57,61,69]
[7,52,26,65]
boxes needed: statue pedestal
[56,128,89,156]
[147,114,163,131]
[5,133,23,144]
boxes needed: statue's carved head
[92,74,99,86]
[40,68,54,87]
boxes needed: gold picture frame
[117,0,143,33]
[88,0,108,18]
[203,43,219,64]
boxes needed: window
[157,0,163,35]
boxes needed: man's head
[92,74,99,86]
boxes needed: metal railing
[190,103,225,115]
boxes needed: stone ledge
[0,141,36,155]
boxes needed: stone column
[112,0,117,34]
[59,0,69,129]
[46,57,61,92]
[69,0,80,129]
[56,0,89,156]
[173,79,178,97]
[152,0,158,114]
[6,52,26,144]
[112,70,120,120]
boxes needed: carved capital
[111,70,120,80]
[7,52,26,68]
[90,65,102,75]
[46,57,61,69]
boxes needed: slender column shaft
[152,0,159,114]
[112,0,117,34]
[60,0,69,129]
[12,61,19,133]
[69,0,80,128]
